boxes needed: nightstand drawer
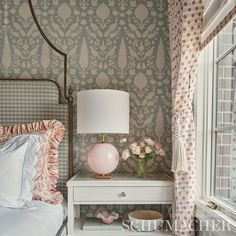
[73,186,173,203]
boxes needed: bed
[0,79,73,236]
[0,201,65,236]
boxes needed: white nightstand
[67,174,174,236]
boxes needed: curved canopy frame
[28,0,72,102]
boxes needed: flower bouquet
[120,138,165,177]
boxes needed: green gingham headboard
[0,79,69,197]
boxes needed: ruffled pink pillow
[0,120,64,204]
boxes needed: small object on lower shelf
[83,217,123,231]
[96,207,119,224]
[128,210,163,232]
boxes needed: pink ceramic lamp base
[87,143,119,179]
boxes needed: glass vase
[136,158,148,177]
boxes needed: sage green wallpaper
[0,0,172,176]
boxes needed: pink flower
[130,142,137,150]
[144,138,155,146]
[121,149,130,160]
[130,143,141,155]
[134,146,141,155]
[145,146,152,154]
[159,148,165,156]
[139,153,145,158]
[140,140,145,147]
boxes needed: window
[196,17,236,212]
[214,18,236,207]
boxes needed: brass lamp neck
[102,133,105,143]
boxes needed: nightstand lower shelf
[73,221,174,236]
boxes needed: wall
[0,0,172,176]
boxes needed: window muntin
[214,128,236,206]
[216,50,235,127]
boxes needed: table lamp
[77,89,129,179]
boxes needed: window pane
[217,18,236,57]
[216,50,236,127]
[214,129,236,206]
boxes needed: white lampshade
[77,89,129,134]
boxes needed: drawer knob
[120,192,126,197]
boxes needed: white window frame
[196,39,215,202]
[202,0,235,42]
[196,25,236,225]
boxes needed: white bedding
[0,200,65,236]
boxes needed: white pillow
[0,134,41,208]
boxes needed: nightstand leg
[75,205,80,219]
[68,187,74,236]
[75,205,82,229]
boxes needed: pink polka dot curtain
[167,1,203,235]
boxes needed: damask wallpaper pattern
[0,0,172,176]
